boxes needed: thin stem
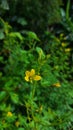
[66,0,70,20]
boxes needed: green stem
[66,0,70,20]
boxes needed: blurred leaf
[10,92,19,104]
[1,0,9,10]
[69,90,73,98]
[60,8,65,18]
[27,31,40,41]
[36,47,45,59]
[0,56,3,61]
[17,17,27,26]
[4,80,13,90]
[9,32,23,40]
[0,103,6,111]
[0,30,5,39]
[18,128,24,130]
[0,91,6,101]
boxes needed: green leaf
[27,31,40,41]
[17,18,27,26]
[9,32,23,40]
[4,80,13,90]
[69,90,73,98]
[0,30,5,39]
[10,93,19,104]
[60,8,65,17]
[36,47,45,59]
[0,91,6,101]
[0,103,6,111]
[1,0,9,10]
[18,128,24,130]
[0,56,3,61]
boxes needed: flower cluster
[24,69,41,83]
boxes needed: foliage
[0,18,73,130]
[0,0,73,129]
[0,0,62,38]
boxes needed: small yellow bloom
[33,75,41,80]
[24,69,41,82]
[35,105,43,112]
[61,42,66,47]
[60,33,64,37]
[15,121,20,127]
[7,112,13,117]
[53,82,61,87]
[60,34,67,40]
[40,105,43,111]
[65,48,71,52]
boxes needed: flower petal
[24,76,29,82]
[30,69,35,76]
[25,71,30,76]
[53,83,61,87]
[34,75,41,81]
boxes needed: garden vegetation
[0,0,73,130]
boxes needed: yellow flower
[40,105,43,111]
[65,48,71,52]
[60,33,64,37]
[53,82,61,87]
[60,34,67,40]
[36,105,43,112]
[24,69,41,82]
[15,121,20,127]
[61,42,66,47]
[7,112,13,117]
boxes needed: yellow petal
[7,112,13,117]
[15,121,20,127]
[53,83,61,87]
[25,71,30,77]
[24,76,29,82]
[34,75,41,81]
[65,48,71,52]
[30,69,35,76]
[60,33,64,37]
[62,42,66,47]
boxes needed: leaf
[36,47,45,59]
[4,80,13,90]
[17,17,27,26]
[0,103,6,111]
[0,30,5,39]
[9,32,23,40]
[10,93,19,104]
[0,91,6,101]
[1,0,9,10]
[18,128,24,130]
[27,31,40,41]
[0,56,3,61]
[69,90,73,98]
[60,8,65,17]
